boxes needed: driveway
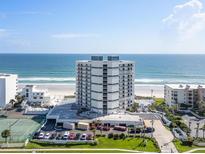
[144,120,178,153]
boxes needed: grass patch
[173,140,197,153]
[0,150,130,153]
[26,137,160,152]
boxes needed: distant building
[0,73,18,108]
[76,56,135,114]
[19,85,50,105]
[164,84,205,110]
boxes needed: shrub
[119,133,126,139]
[90,140,98,146]
[108,133,113,138]
[96,134,102,137]
[113,134,119,140]
[101,134,106,137]
[128,134,134,138]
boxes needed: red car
[103,126,110,131]
[69,133,76,140]
[86,134,93,140]
[113,126,127,131]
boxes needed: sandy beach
[19,84,164,98]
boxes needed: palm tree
[200,124,205,139]
[91,120,101,140]
[9,99,16,106]
[91,122,96,140]
[1,129,11,143]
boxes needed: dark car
[49,133,57,139]
[56,134,62,140]
[129,128,141,134]
[113,126,127,131]
[76,133,81,140]
[144,127,155,133]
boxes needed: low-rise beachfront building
[94,114,144,127]
[76,56,135,115]
[0,73,18,108]
[19,85,50,105]
[164,84,205,110]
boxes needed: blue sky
[0,0,205,53]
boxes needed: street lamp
[196,121,200,138]
[151,119,154,138]
[151,89,153,98]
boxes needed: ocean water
[0,54,205,85]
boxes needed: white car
[44,133,50,139]
[63,131,70,140]
[38,132,44,139]
[80,133,87,140]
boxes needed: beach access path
[144,120,178,153]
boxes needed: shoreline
[18,83,164,98]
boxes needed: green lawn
[191,150,205,153]
[0,150,130,153]
[26,137,160,152]
[173,140,198,153]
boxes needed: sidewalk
[144,120,178,153]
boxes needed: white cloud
[18,11,52,15]
[0,29,9,38]
[162,0,205,41]
[51,33,100,39]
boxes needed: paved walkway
[144,120,178,153]
[0,148,140,153]
[184,148,205,153]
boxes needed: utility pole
[188,121,192,136]
[196,121,200,138]
[151,89,153,98]
[151,118,154,138]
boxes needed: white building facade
[19,85,50,105]
[0,73,18,108]
[164,84,205,110]
[76,56,135,114]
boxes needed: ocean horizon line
[1,53,205,55]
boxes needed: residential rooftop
[0,73,17,78]
[165,84,205,90]
[95,113,142,122]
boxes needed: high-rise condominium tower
[76,56,135,114]
[0,73,18,108]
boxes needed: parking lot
[33,121,155,143]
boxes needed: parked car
[49,133,57,139]
[56,134,62,140]
[38,132,44,139]
[63,131,70,140]
[44,133,50,139]
[86,134,93,140]
[113,126,127,131]
[69,133,76,140]
[80,133,87,140]
[97,125,103,130]
[103,126,110,131]
[129,128,141,134]
[145,127,155,133]
[76,133,81,140]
